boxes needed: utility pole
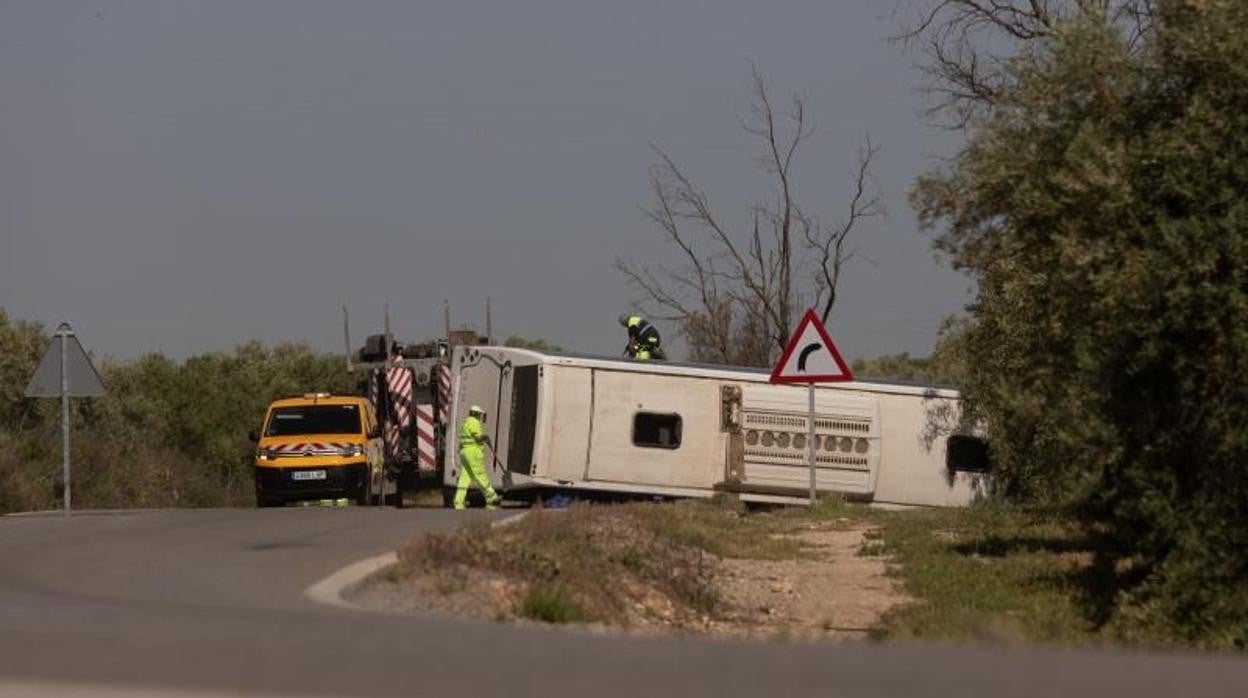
[342,305,353,372]
[383,302,392,357]
[485,298,492,345]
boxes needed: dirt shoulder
[346,500,909,641]
[715,523,908,639]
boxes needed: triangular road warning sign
[769,309,854,384]
[24,323,106,398]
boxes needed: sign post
[25,323,106,515]
[769,309,854,506]
[60,329,69,513]
[807,382,816,504]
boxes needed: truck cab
[251,394,384,507]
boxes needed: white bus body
[442,346,988,507]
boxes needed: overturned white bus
[441,346,990,507]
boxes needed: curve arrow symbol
[797,342,822,372]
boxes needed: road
[0,508,1244,697]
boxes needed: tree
[504,335,563,352]
[893,0,1157,127]
[0,309,49,429]
[907,0,1248,644]
[0,310,359,513]
[617,68,883,367]
[851,317,967,385]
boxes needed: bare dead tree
[805,138,884,326]
[891,0,1157,126]
[616,68,883,367]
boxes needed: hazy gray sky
[0,0,970,362]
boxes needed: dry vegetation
[350,497,909,640]
[353,500,1214,650]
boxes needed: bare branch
[622,68,883,366]
[806,137,885,324]
[891,0,1154,126]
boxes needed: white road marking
[303,510,528,611]
[303,551,399,611]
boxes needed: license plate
[291,470,327,481]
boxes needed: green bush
[911,1,1248,646]
[516,584,586,624]
[0,308,357,512]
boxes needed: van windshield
[265,405,361,436]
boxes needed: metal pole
[376,369,390,508]
[384,303,392,357]
[808,382,816,507]
[60,327,71,516]
[342,305,354,373]
[485,297,492,345]
[443,300,451,339]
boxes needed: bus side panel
[585,371,725,490]
[540,365,593,482]
[872,392,983,507]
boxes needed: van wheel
[393,476,406,509]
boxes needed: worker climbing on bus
[454,405,502,510]
[619,313,665,361]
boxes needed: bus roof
[475,347,960,399]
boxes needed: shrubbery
[0,309,355,512]
[911,2,1248,646]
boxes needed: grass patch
[379,564,407,584]
[869,505,1107,645]
[517,584,586,624]
[623,498,808,561]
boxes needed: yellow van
[250,394,384,507]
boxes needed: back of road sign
[769,309,854,384]
[24,325,106,398]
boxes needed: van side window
[633,412,682,449]
[947,435,991,473]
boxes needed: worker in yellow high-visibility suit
[454,404,502,510]
[619,313,665,361]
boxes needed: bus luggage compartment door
[738,385,880,498]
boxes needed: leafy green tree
[503,334,564,352]
[0,312,358,512]
[0,309,49,428]
[851,352,934,383]
[851,316,972,386]
[909,1,1248,645]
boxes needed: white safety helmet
[469,405,485,416]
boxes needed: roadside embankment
[346,499,1222,650]
[347,498,908,640]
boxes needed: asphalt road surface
[1,507,1245,697]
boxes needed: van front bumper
[254,462,368,500]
